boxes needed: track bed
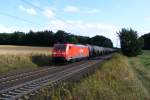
[0,54,113,100]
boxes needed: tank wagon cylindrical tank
[87,45,106,57]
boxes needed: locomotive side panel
[66,44,89,61]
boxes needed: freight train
[52,43,115,62]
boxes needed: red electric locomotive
[52,43,89,62]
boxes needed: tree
[0,30,115,47]
[138,37,144,54]
[0,33,11,44]
[90,35,113,47]
[54,30,68,43]
[77,36,90,44]
[11,31,25,45]
[66,35,78,44]
[141,33,150,50]
[117,28,143,57]
[42,30,54,46]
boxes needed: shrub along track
[0,54,112,100]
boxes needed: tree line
[1,28,149,57]
[0,30,113,48]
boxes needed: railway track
[0,54,112,100]
[0,61,86,90]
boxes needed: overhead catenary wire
[0,0,76,33]
[20,0,75,29]
[21,0,44,11]
[0,11,44,27]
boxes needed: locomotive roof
[54,43,88,47]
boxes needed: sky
[0,0,150,47]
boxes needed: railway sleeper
[22,86,34,90]
[8,91,20,95]
[21,87,33,90]
[28,84,40,87]
[18,88,29,91]
[0,93,13,98]
[30,83,40,85]
[13,90,23,93]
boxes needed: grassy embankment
[131,50,150,93]
[0,45,52,73]
[35,52,150,100]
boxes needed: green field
[0,45,52,73]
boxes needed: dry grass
[0,45,52,73]
[34,53,150,100]
[69,54,149,100]
[0,45,52,54]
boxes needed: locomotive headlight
[53,52,56,55]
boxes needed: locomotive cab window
[69,46,71,50]
[54,44,66,50]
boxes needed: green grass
[33,53,150,100]
[139,50,150,69]
[131,50,150,94]
[0,45,52,73]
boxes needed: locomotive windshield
[54,44,66,50]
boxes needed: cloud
[45,20,119,47]
[19,5,37,16]
[84,9,101,14]
[0,24,45,33]
[0,24,8,32]
[64,6,79,13]
[43,9,55,19]
[0,24,17,32]
[64,6,101,14]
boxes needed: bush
[141,33,150,50]
[117,28,143,57]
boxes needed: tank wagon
[52,43,115,62]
